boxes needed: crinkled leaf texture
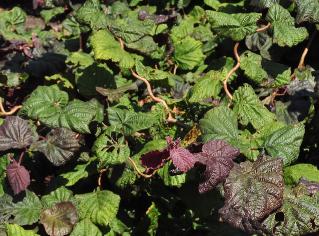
[200,106,239,143]
[41,187,74,208]
[284,164,319,185]
[263,123,305,166]
[266,4,308,47]
[11,190,42,225]
[75,190,120,226]
[173,36,205,70]
[22,85,101,133]
[295,0,319,24]
[240,51,267,83]
[70,218,102,236]
[167,137,196,173]
[206,11,261,41]
[196,140,240,193]
[249,0,278,9]
[219,156,284,233]
[6,224,39,236]
[0,116,37,151]
[90,30,135,69]
[108,107,158,135]
[40,201,78,236]
[233,84,276,130]
[32,128,81,166]
[262,186,319,235]
[6,159,30,195]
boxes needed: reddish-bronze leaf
[0,116,37,151]
[219,156,284,232]
[141,149,169,171]
[166,137,196,172]
[196,140,240,193]
[6,159,30,195]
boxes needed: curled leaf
[196,140,240,193]
[6,159,30,195]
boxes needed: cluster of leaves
[1,0,319,235]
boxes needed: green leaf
[206,11,261,41]
[249,0,278,9]
[200,106,239,143]
[266,4,309,47]
[40,202,78,236]
[173,36,205,70]
[66,52,94,68]
[146,202,160,235]
[0,157,9,197]
[22,86,102,133]
[59,99,98,133]
[233,84,277,130]
[6,224,39,236]
[60,163,90,186]
[22,85,68,128]
[32,128,81,166]
[41,187,74,208]
[262,186,319,235]
[284,164,319,185]
[90,30,135,69]
[45,74,74,89]
[70,218,102,236]
[295,0,319,24]
[187,70,223,103]
[75,190,120,226]
[12,191,42,225]
[93,129,129,166]
[158,162,186,187]
[239,51,267,83]
[135,61,170,81]
[272,68,291,87]
[263,123,305,166]
[40,7,65,23]
[108,107,158,135]
[75,0,108,29]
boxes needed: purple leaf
[141,150,169,171]
[196,140,240,193]
[167,137,196,172]
[6,159,30,195]
[0,116,37,151]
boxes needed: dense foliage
[1,0,319,235]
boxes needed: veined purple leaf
[141,150,169,171]
[0,116,37,151]
[196,140,240,193]
[6,159,30,195]
[219,156,284,232]
[166,137,196,173]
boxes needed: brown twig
[0,98,22,116]
[128,157,155,178]
[131,69,176,123]
[118,37,125,50]
[98,168,107,189]
[297,31,317,69]
[256,22,271,32]
[223,42,240,100]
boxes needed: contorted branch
[223,23,271,100]
[0,98,22,116]
[128,157,155,178]
[130,69,176,123]
[298,31,317,69]
[223,42,240,100]
[256,22,271,32]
